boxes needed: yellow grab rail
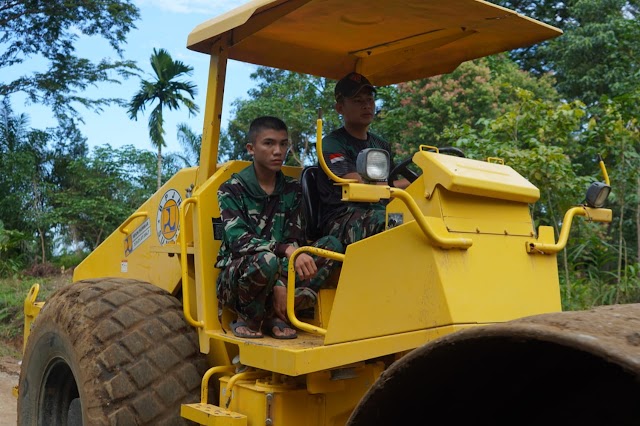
[179,197,204,328]
[316,109,357,185]
[390,188,473,249]
[117,211,148,235]
[224,371,270,408]
[286,246,345,335]
[527,206,612,254]
[200,365,235,404]
[23,283,44,354]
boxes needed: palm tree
[128,48,199,190]
[166,123,201,168]
[0,97,29,152]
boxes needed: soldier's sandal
[230,319,263,338]
[263,318,297,340]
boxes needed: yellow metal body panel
[415,150,540,203]
[316,153,559,345]
[217,362,384,426]
[323,221,560,345]
[187,0,562,86]
[440,192,536,236]
[341,182,391,203]
[73,167,198,294]
[205,324,474,377]
[197,45,229,186]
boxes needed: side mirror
[356,148,389,182]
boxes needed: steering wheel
[387,146,466,186]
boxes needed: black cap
[334,72,377,100]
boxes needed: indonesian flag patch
[329,153,345,164]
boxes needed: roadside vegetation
[0,270,72,358]
[1,0,639,358]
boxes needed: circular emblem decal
[156,189,182,245]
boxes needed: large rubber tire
[18,278,207,425]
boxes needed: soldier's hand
[294,253,317,280]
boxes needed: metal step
[181,403,247,426]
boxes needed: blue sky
[7,0,255,155]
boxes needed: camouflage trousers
[217,235,343,323]
[323,206,385,247]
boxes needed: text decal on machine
[123,218,151,257]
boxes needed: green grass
[0,274,72,357]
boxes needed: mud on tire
[18,278,207,425]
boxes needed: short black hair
[248,116,288,145]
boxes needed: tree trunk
[38,228,46,264]
[637,175,639,278]
[157,145,162,191]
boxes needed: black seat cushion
[300,166,321,241]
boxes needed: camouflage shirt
[215,163,305,268]
[316,127,392,228]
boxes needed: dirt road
[0,356,19,425]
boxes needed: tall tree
[50,144,158,251]
[548,0,640,105]
[166,123,201,168]
[128,48,199,190]
[0,98,53,249]
[0,0,140,127]
[374,55,558,161]
[498,0,640,104]
[221,67,339,165]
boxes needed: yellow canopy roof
[187,0,562,86]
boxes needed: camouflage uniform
[317,127,392,246]
[216,163,343,324]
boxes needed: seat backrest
[300,165,322,241]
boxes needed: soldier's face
[336,88,376,127]
[247,129,290,174]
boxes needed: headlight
[356,148,389,182]
[585,181,611,208]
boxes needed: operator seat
[300,165,322,242]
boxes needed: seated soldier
[317,72,409,247]
[216,116,343,339]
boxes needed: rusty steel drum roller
[348,303,640,426]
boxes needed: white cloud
[135,0,250,15]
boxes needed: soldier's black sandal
[263,318,297,339]
[230,319,263,338]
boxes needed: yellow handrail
[224,371,269,408]
[200,365,235,404]
[286,246,345,335]
[527,206,612,254]
[389,188,473,249]
[179,197,204,328]
[117,211,148,235]
[316,109,357,185]
[23,284,44,354]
